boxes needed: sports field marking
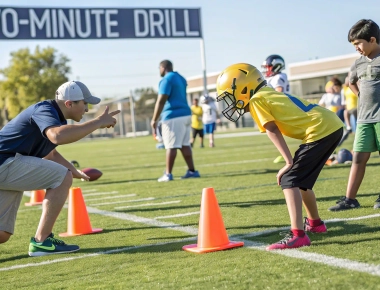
[241,239,380,277]
[199,158,273,167]
[3,234,380,277]
[17,207,42,212]
[84,194,136,202]
[0,237,196,272]
[114,200,181,209]
[81,189,98,193]
[83,191,120,197]
[215,131,262,138]
[90,197,155,206]
[5,208,380,275]
[155,211,200,219]
[87,206,198,234]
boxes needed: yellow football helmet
[216,63,266,122]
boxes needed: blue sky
[0,0,379,99]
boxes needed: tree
[0,46,71,120]
[133,87,157,119]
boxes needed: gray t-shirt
[350,55,380,123]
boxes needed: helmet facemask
[261,64,274,78]
[217,78,250,122]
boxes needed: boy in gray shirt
[329,19,380,211]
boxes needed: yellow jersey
[248,87,343,143]
[191,105,203,129]
[343,86,358,111]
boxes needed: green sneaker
[28,233,80,257]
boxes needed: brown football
[82,168,102,181]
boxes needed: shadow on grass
[0,254,30,264]
[252,221,380,246]
[317,192,380,203]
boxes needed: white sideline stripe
[86,206,198,235]
[81,189,97,193]
[3,235,380,276]
[0,237,197,272]
[18,207,42,212]
[155,211,200,220]
[2,212,380,274]
[83,191,120,197]
[90,197,155,206]
[215,131,262,138]
[84,194,135,202]
[199,158,273,167]
[241,239,380,276]
[114,200,180,209]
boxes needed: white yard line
[114,200,181,209]
[84,194,136,202]
[81,189,98,193]
[90,197,155,207]
[155,211,200,220]
[199,158,273,167]
[17,207,42,212]
[83,191,120,197]
[9,193,380,276]
[3,229,380,276]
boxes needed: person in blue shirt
[151,60,200,182]
[0,81,120,257]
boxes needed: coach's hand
[98,106,120,128]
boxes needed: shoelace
[336,196,346,204]
[277,231,294,244]
[47,236,66,245]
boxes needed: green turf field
[1,130,380,289]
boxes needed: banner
[0,7,202,39]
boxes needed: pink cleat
[266,232,311,251]
[304,217,327,233]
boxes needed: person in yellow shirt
[343,75,358,132]
[190,98,204,148]
[216,63,343,251]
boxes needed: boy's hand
[98,106,120,128]
[276,164,293,186]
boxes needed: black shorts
[280,127,343,191]
[192,128,204,138]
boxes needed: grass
[1,131,380,289]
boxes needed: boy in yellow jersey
[216,63,343,250]
[190,98,204,148]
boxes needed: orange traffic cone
[25,189,45,206]
[183,187,244,253]
[59,187,102,237]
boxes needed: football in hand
[81,168,103,181]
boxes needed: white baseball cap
[55,81,100,105]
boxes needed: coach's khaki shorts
[0,153,68,234]
[161,116,191,149]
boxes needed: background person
[328,19,380,211]
[261,54,290,93]
[200,95,220,147]
[151,60,200,182]
[0,80,120,257]
[190,98,204,148]
[319,77,344,114]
